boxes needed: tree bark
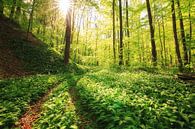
[112,0,116,64]
[158,21,164,66]
[27,0,36,38]
[126,0,130,65]
[189,1,192,64]
[64,9,72,65]
[176,0,189,65]
[118,0,123,65]
[161,11,167,66]
[171,0,183,70]
[146,0,157,66]
[0,0,4,16]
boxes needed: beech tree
[112,0,116,64]
[146,0,157,66]
[171,0,183,70]
[118,0,123,65]
[176,0,188,65]
[64,9,72,65]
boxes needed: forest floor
[0,16,194,129]
[0,16,43,78]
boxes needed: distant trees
[125,0,130,65]
[118,0,123,65]
[112,0,116,64]
[15,0,22,22]
[188,0,192,64]
[27,0,36,38]
[10,0,17,19]
[1,0,194,70]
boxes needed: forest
[0,0,194,129]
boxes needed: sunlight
[57,0,72,15]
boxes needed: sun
[57,0,72,15]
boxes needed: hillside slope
[0,16,64,78]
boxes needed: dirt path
[69,87,97,129]
[14,81,63,129]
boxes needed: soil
[0,16,42,79]
[14,81,62,129]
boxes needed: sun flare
[58,0,72,15]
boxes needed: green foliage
[33,80,79,129]
[0,75,64,128]
[76,69,195,129]
[10,39,65,74]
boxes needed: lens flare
[58,0,71,15]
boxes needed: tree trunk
[126,0,130,65]
[176,0,189,65]
[64,9,72,65]
[112,0,116,64]
[158,21,164,66]
[118,0,123,65]
[0,0,4,16]
[188,0,192,64]
[146,0,157,66]
[161,11,167,66]
[27,0,36,38]
[15,0,22,23]
[171,0,183,70]
[10,0,17,19]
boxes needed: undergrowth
[33,80,79,129]
[10,39,64,74]
[0,74,65,128]
[76,69,195,129]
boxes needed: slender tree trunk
[141,28,145,63]
[85,12,89,56]
[171,0,183,70]
[15,0,22,23]
[71,6,75,44]
[64,9,72,65]
[118,0,123,65]
[126,0,130,65]
[189,1,192,64]
[158,21,164,66]
[176,0,188,65]
[146,0,157,66]
[10,0,17,19]
[161,12,167,66]
[76,7,85,63]
[95,24,99,66]
[112,0,116,64]
[27,0,36,38]
[0,0,4,16]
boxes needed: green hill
[0,16,64,78]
